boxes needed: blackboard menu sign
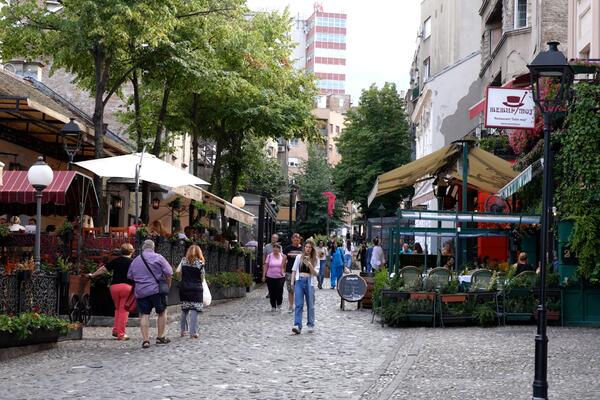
[337,274,367,302]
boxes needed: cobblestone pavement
[1,281,600,399]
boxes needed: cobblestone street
[1,284,600,400]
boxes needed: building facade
[293,4,347,102]
[568,0,600,60]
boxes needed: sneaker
[266,294,270,298]
[271,307,277,312]
[306,326,315,333]
[330,286,335,290]
[292,326,301,334]
[116,335,130,341]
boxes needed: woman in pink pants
[88,243,135,340]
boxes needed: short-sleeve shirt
[128,250,173,298]
[105,256,134,286]
[284,244,303,273]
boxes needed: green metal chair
[399,266,421,288]
[515,270,537,287]
[427,267,452,291]
[470,269,493,291]
[495,271,507,291]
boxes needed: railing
[0,271,58,316]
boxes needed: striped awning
[498,158,543,199]
[2,171,78,204]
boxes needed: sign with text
[337,274,367,302]
[485,88,535,129]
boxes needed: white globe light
[231,194,245,209]
[27,156,54,189]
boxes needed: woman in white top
[370,238,385,271]
[344,239,355,271]
[291,238,319,334]
[316,240,328,289]
[8,216,25,232]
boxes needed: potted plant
[0,223,9,245]
[57,220,74,243]
[15,257,35,281]
[0,312,68,348]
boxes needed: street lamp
[527,41,574,400]
[377,203,385,245]
[27,156,54,270]
[433,176,448,262]
[288,183,298,241]
[232,193,246,209]
[60,118,83,169]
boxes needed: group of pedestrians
[88,239,206,348]
[262,233,318,334]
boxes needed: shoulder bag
[141,254,170,296]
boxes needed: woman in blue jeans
[291,239,320,334]
[329,241,344,290]
[316,240,328,289]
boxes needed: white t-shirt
[370,245,385,269]
[292,254,320,287]
[316,246,328,261]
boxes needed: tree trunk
[152,81,171,157]
[191,93,199,177]
[131,70,143,152]
[93,45,111,228]
[210,121,226,197]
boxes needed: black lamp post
[288,183,298,241]
[527,41,574,400]
[377,203,385,245]
[433,176,448,263]
[27,156,54,270]
[60,118,83,169]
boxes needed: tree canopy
[333,83,412,216]
[295,145,344,237]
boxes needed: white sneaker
[270,307,277,312]
[292,326,301,334]
[306,326,315,333]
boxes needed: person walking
[283,233,303,313]
[87,243,134,340]
[357,242,367,273]
[176,244,205,339]
[370,238,385,271]
[315,240,328,289]
[291,238,319,334]
[128,239,173,349]
[329,241,345,289]
[263,233,279,299]
[262,243,286,311]
[344,239,354,271]
[366,241,374,273]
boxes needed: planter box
[439,294,468,303]
[562,286,600,326]
[410,292,435,300]
[58,326,83,341]
[0,328,61,349]
[210,286,247,300]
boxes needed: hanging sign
[485,88,535,129]
[337,274,367,302]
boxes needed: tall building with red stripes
[295,3,347,97]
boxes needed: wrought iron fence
[0,271,58,316]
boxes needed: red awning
[0,170,98,216]
[0,171,76,204]
[468,73,531,120]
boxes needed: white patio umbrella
[75,153,209,188]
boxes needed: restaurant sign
[485,88,535,129]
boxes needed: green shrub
[473,302,497,326]
[206,271,253,288]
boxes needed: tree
[295,146,344,237]
[333,83,412,217]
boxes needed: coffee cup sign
[337,274,367,302]
[485,88,535,129]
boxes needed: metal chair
[399,266,421,288]
[470,269,494,291]
[427,267,452,291]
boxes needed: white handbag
[202,278,212,306]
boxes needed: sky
[246,0,421,103]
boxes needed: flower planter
[410,292,435,300]
[58,326,83,341]
[534,309,561,322]
[0,328,61,349]
[439,294,468,303]
[210,286,247,300]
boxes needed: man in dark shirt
[284,233,303,313]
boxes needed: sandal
[191,334,199,339]
[156,336,171,345]
[180,331,188,337]
[142,340,150,349]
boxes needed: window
[288,157,300,167]
[320,127,328,137]
[423,17,431,39]
[423,57,431,80]
[289,138,300,146]
[514,0,527,29]
[335,126,340,134]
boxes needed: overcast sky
[246,0,420,103]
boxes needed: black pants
[266,277,285,308]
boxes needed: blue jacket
[330,248,345,268]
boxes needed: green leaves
[333,83,412,216]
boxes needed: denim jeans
[294,276,314,330]
[180,309,199,336]
[318,260,326,287]
[330,264,343,288]
[344,254,352,269]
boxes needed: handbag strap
[140,253,161,284]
